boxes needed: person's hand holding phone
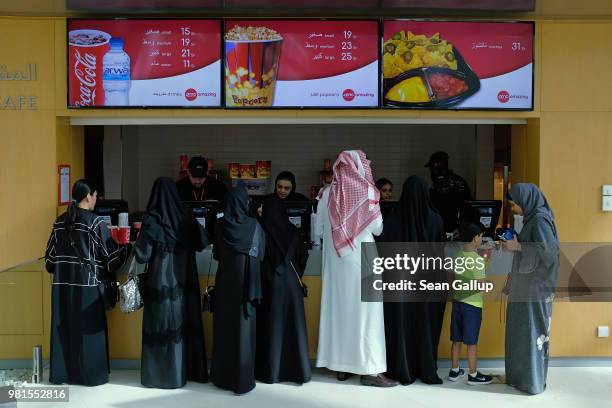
[502,236,522,252]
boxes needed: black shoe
[467,371,493,385]
[336,372,355,382]
[360,374,399,387]
[448,368,465,382]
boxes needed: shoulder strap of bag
[125,251,138,278]
[271,235,304,288]
[288,260,305,288]
[205,250,213,288]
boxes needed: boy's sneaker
[448,368,465,382]
[467,371,493,385]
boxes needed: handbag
[289,260,308,298]
[69,232,118,311]
[118,252,144,314]
[202,251,216,312]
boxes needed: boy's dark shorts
[450,300,483,346]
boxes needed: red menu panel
[382,21,533,110]
[68,19,221,107]
[224,20,379,107]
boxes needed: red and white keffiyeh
[324,150,381,257]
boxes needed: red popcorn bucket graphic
[68,29,111,107]
[225,27,283,107]
[228,162,240,178]
[256,160,272,179]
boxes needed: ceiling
[65,0,535,14]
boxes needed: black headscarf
[260,194,302,270]
[275,171,297,194]
[142,177,193,247]
[217,187,258,255]
[380,176,445,242]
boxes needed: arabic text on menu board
[381,21,533,110]
[68,19,221,107]
[224,20,379,108]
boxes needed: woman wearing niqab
[377,176,447,385]
[135,177,209,389]
[211,187,265,394]
[255,194,311,384]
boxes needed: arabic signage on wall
[224,20,379,108]
[0,63,38,110]
[382,21,534,110]
[67,19,222,107]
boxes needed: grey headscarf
[508,183,558,241]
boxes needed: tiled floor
[7,366,612,408]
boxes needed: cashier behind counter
[176,156,227,203]
[250,171,313,245]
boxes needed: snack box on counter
[228,161,271,179]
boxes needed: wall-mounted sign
[67,19,222,108]
[0,63,39,110]
[0,64,37,81]
[382,20,534,110]
[224,20,379,108]
[58,165,71,205]
[0,96,37,110]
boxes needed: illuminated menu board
[382,21,534,110]
[224,20,379,108]
[68,19,221,107]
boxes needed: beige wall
[0,17,80,359]
[0,18,58,271]
[536,22,612,356]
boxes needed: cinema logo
[498,90,529,104]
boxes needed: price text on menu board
[224,20,379,108]
[67,19,221,107]
[382,21,533,110]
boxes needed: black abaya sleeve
[212,224,222,261]
[135,229,154,264]
[243,224,265,317]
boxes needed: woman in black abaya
[135,177,209,389]
[211,187,265,394]
[378,176,447,385]
[45,179,128,386]
[255,195,311,384]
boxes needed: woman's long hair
[66,179,95,234]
